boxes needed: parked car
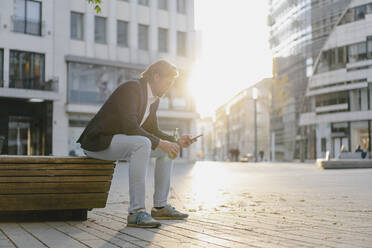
[240,153,253,162]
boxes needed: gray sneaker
[151,204,189,220]
[127,211,161,228]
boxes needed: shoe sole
[127,223,161,228]
[152,216,188,220]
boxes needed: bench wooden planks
[0,155,116,221]
[0,193,109,211]
[0,176,113,183]
[0,182,112,194]
[0,155,113,164]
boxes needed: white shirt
[140,82,158,126]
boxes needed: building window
[339,8,355,25]
[339,3,372,25]
[117,20,129,47]
[138,0,149,6]
[348,42,367,63]
[158,28,168,53]
[329,48,336,69]
[316,39,372,74]
[367,3,372,14]
[3,100,53,156]
[95,16,107,44]
[331,122,349,134]
[317,50,330,73]
[369,83,372,110]
[158,0,167,10]
[321,138,327,153]
[177,31,187,56]
[350,89,362,111]
[316,46,348,73]
[315,91,348,107]
[70,12,84,40]
[138,24,149,50]
[355,5,367,21]
[306,57,313,77]
[0,49,3,87]
[9,50,45,90]
[337,46,347,67]
[67,62,142,105]
[177,0,186,14]
[13,0,42,36]
[368,36,372,59]
[350,121,370,153]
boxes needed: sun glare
[190,0,273,118]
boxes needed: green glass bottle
[168,128,179,159]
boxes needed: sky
[189,0,273,118]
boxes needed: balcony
[9,77,58,92]
[315,103,348,114]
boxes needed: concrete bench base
[317,159,372,169]
[338,152,370,159]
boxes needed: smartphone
[191,134,203,142]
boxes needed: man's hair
[141,60,179,81]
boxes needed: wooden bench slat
[0,182,111,194]
[0,163,115,170]
[0,193,109,211]
[0,176,113,183]
[0,169,115,176]
[0,156,115,164]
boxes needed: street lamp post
[226,107,230,161]
[252,87,258,162]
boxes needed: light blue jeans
[83,134,173,214]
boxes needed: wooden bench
[0,155,115,222]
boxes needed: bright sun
[189,0,273,118]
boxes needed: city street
[1,0,372,247]
[0,161,371,247]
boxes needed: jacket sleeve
[143,100,175,142]
[116,82,161,150]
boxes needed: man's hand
[158,139,180,155]
[177,135,193,148]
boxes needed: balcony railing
[9,77,58,92]
[158,97,194,111]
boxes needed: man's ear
[153,73,160,82]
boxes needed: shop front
[0,98,52,155]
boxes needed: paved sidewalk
[0,161,371,247]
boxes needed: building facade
[211,79,272,162]
[195,116,214,160]
[268,0,350,161]
[300,0,372,159]
[0,0,198,161]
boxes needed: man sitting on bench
[77,60,193,228]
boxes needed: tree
[88,0,102,14]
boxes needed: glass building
[300,0,372,159]
[268,0,350,161]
